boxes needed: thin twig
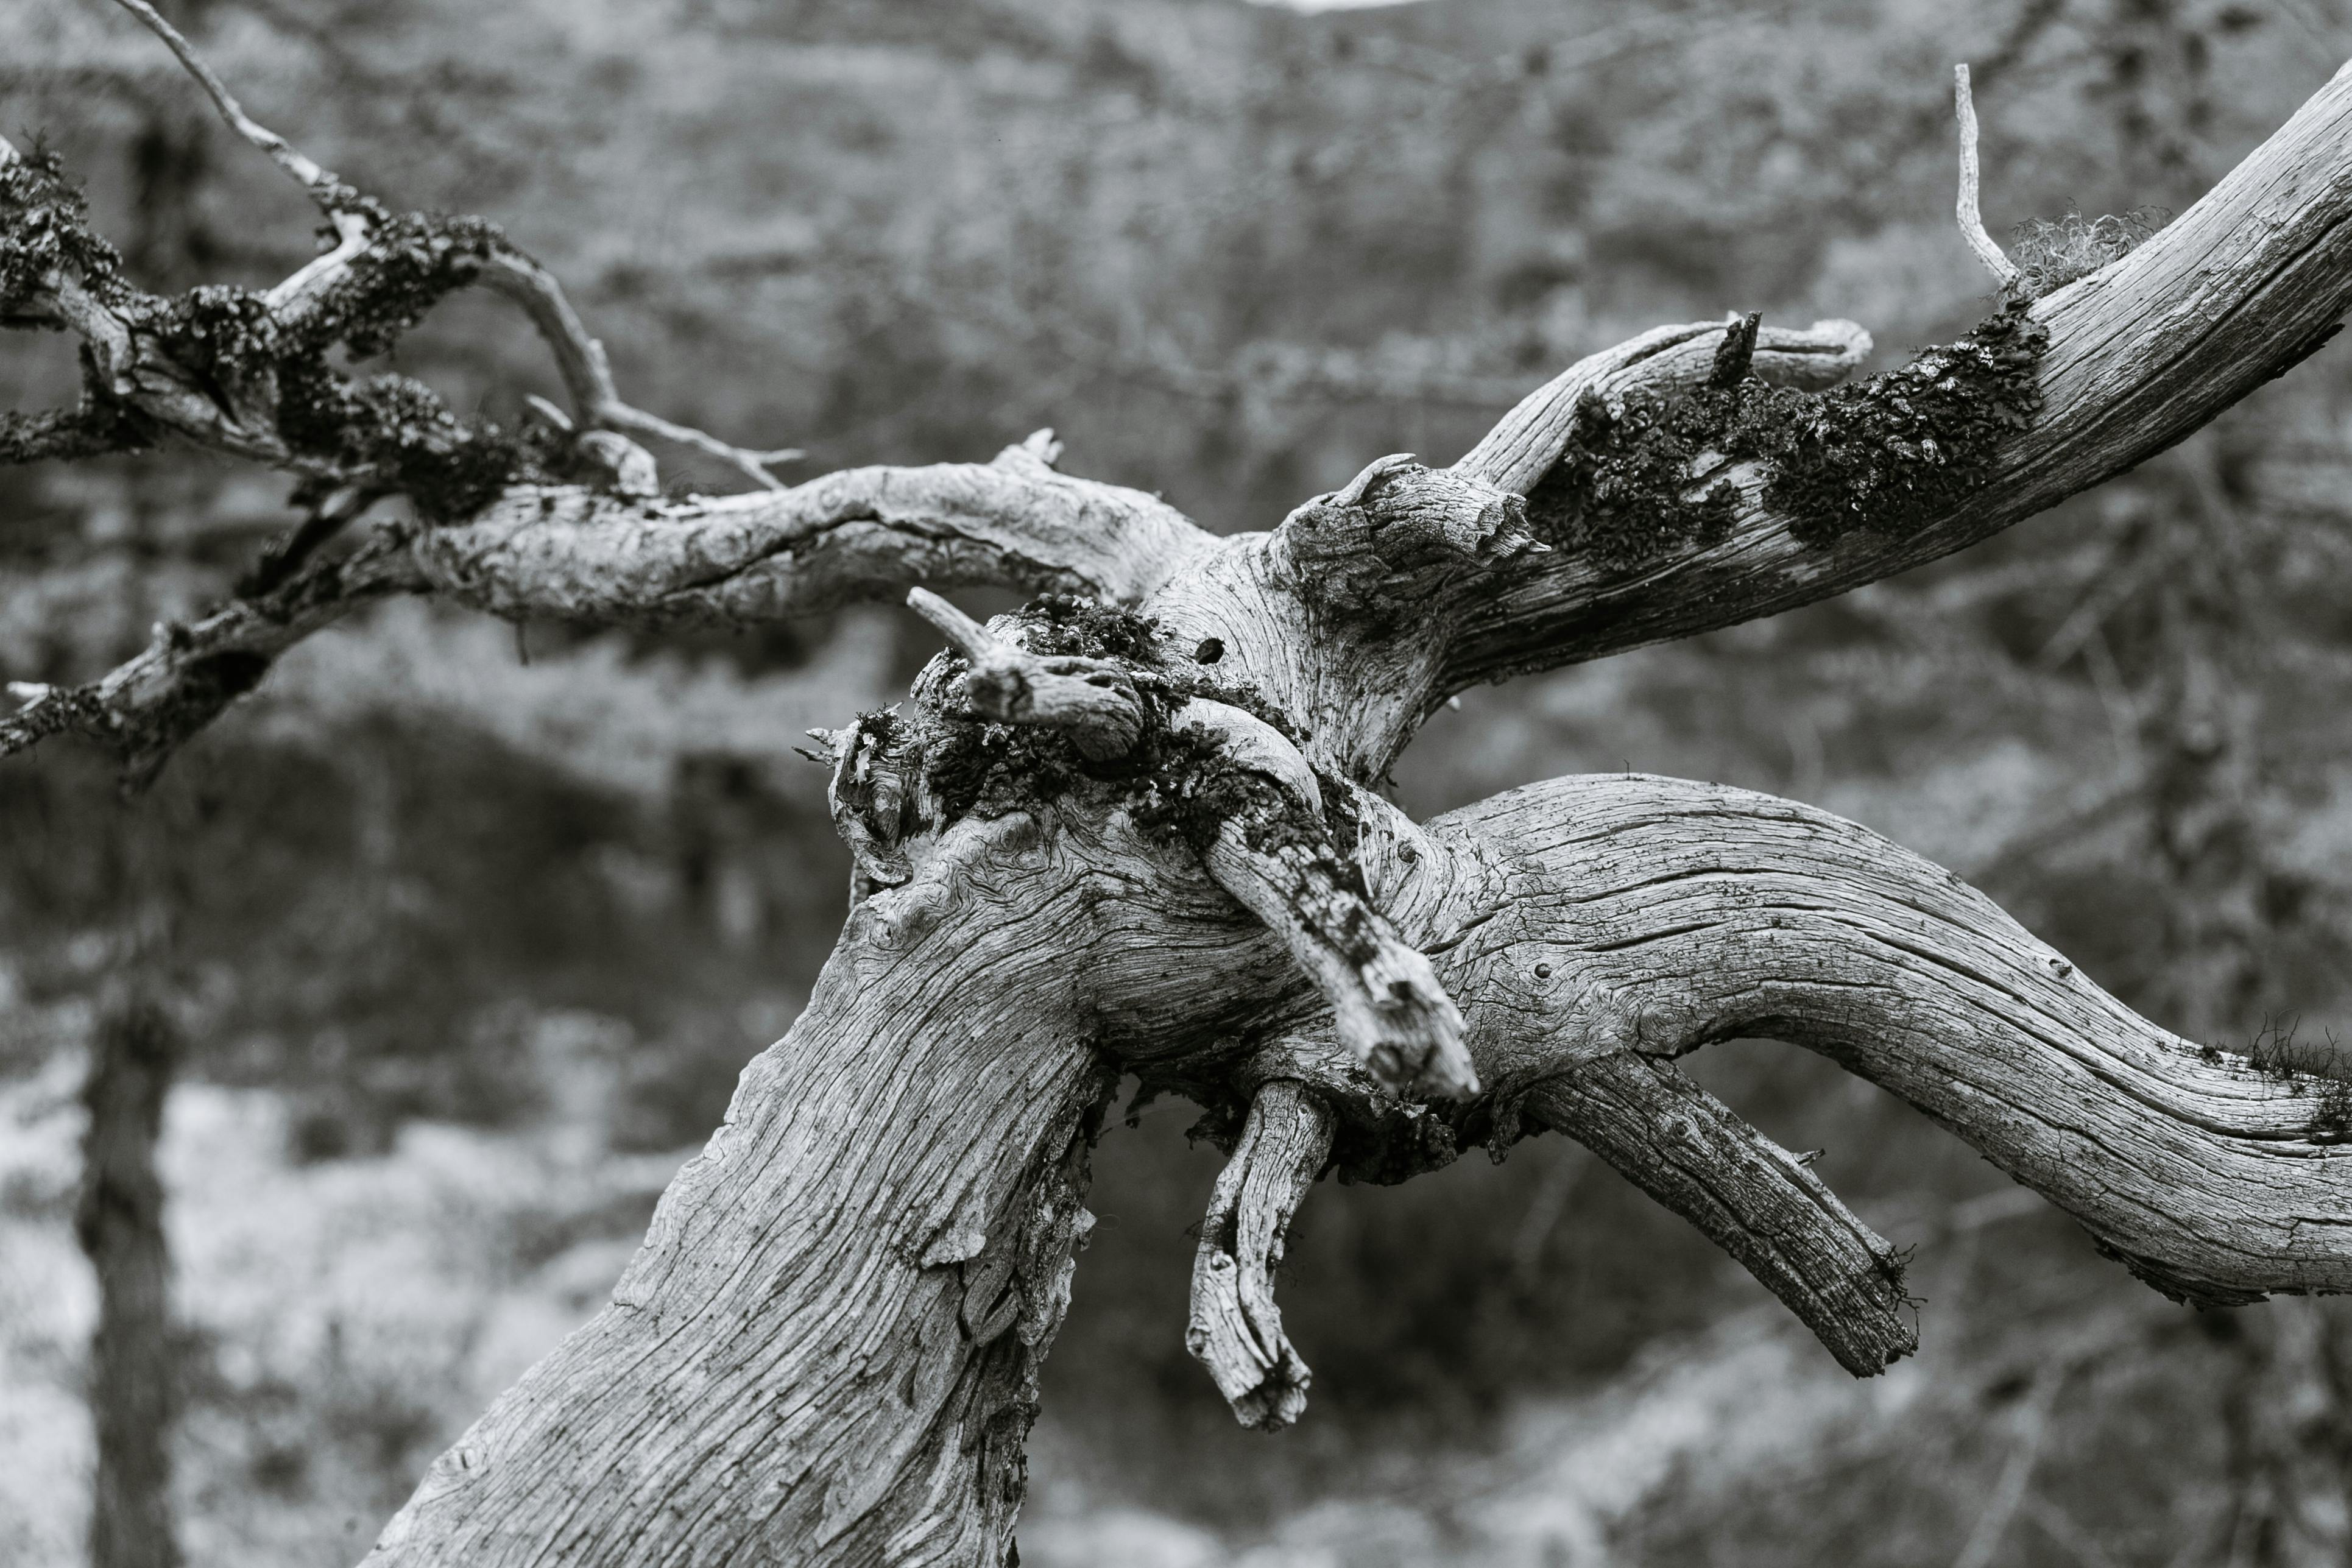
[98,1,804,489]
[104,0,348,208]
[1955,63,2022,289]
[600,403,800,492]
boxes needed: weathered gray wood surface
[8,15,2352,1565]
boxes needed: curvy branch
[1439,775,2352,1308]
[16,26,2352,1567]
[97,0,797,485]
[1954,63,2022,290]
[1,445,1210,777]
[1186,1080,1333,1429]
[1525,1053,1917,1376]
[1437,62,2352,694]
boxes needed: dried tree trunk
[363,808,1284,1565]
[10,21,2352,1568]
[77,992,182,1568]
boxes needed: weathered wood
[1185,1081,1334,1430]
[366,813,1125,1566]
[1422,775,2352,1307]
[1438,60,2352,694]
[11,19,2352,1568]
[1524,1054,1916,1376]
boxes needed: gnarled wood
[1425,775,2352,1308]
[1438,60,2352,693]
[12,20,2352,1568]
[364,813,1124,1567]
[1185,1080,1334,1430]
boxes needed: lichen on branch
[1523,303,2050,570]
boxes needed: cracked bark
[9,25,2352,1568]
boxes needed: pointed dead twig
[104,0,348,207]
[1955,63,2022,291]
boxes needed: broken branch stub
[905,587,1144,760]
[1527,1054,1916,1376]
[1187,1080,1335,1429]
[1176,700,1478,1101]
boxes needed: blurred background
[7,0,2352,1563]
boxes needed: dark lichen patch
[1761,303,2047,543]
[1011,594,1166,665]
[0,141,130,313]
[1521,382,1745,571]
[291,212,503,359]
[2,143,553,507]
[898,596,1340,884]
[275,366,557,521]
[1522,303,2049,567]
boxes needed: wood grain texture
[13,27,2352,1568]
[364,813,1122,1567]
[1429,775,2352,1307]
[1185,1081,1334,1430]
[1524,1054,1916,1376]
[1440,62,2352,691]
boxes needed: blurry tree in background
[7,0,2352,1564]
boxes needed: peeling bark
[9,22,2352,1567]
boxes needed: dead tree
[9,13,2352,1563]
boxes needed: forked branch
[1435,775,2352,1309]
[1436,60,2352,694]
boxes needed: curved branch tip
[1955,63,2022,289]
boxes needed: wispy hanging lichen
[2008,205,2167,300]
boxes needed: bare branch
[1526,1053,1916,1376]
[1,533,426,786]
[478,252,799,487]
[1955,63,2022,291]
[3,450,1212,781]
[1187,1080,1332,1429]
[1435,63,2352,696]
[1439,774,2352,1308]
[102,0,347,208]
[22,14,801,504]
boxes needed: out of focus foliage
[6,0,2352,1564]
